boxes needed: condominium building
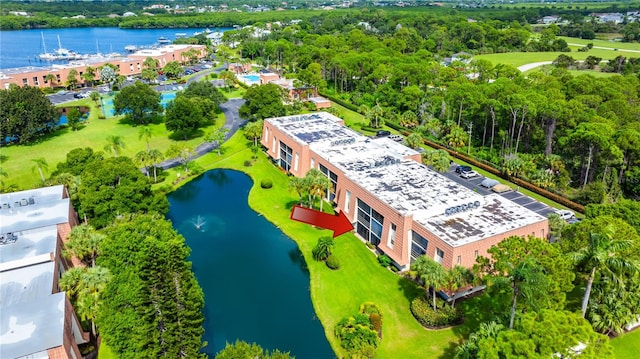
[0,186,87,359]
[261,112,548,269]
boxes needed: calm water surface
[0,27,230,69]
[167,169,334,358]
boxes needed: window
[56,74,61,82]
[311,158,315,169]
[33,77,39,86]
[435,248,444,264]
[294,152,299,171]
[319,163,338,201]
[474,250,478,258]
[22,78,28,85]
[130,64,134,71]
[279,141,293,172]
[137,63,141,70]
[410,231,429,262]
[272,137,276,152]
[356,199,384,246]
[43,75,48,84]
[457,255,461,265]
[345,190,351,213]
[387,223,396,249]
[542,229,545,238]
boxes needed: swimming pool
[101,91,176,117]
[239,74,261,85]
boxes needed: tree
[78,156,168,228]
[243,120,264,148]
[141,68,158,83]
[98,214,206,358]
[31,157,48,184]
[66,107,82,131]
[444,265,474,308]
[400,110,419,128]
[89,91,100,107]
[475,310,613,358]
[365,103,385,128]
[504,258,549,330]
[112,81,162,125]
[455,321,504,359]
[163,60,184,79]
[165,96,205,140]
[215,340,293,359]
[218,70,237,92]
[63,224,105,267]
[411,256,448,310]
[134,150,151,178]
[0,85,57,144]
[138,126,153,151]
[66,69,79,89]
[421,149,450,173]
[142,56,158,70]
[60,266,111,342]
[181,80,225,109]
[166,143,196,173]
[52,147,102,177]
[306,169,332,211]
[45,73,57,88]
[571,225,637,318]
[205,127,229,156]
[288,176,309,205]
[239,84,287,120]
[99,65,116,89]
[406,132,423,149]
[147,149,165,183]
[82,66,96,87]
[103,135,125,157]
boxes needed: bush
[244,160,252,167]
[359,302,382,317]
[312,237,334,261]
[377,254,392,268]
[260,179,273,189]
[326,254,340,269]
[410,296,463,328]
[335,314,379,353]
[98,114,106,120]
[369,313,382,338]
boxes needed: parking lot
[442,163,557,218]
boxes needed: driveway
[442,163,556,218]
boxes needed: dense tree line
[0,85,57,144]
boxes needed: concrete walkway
[517,61,553,72]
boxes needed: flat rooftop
[0,292,66,359]
[0,226,59,271]
[266,113,546,247]
[1,261,55,307]
[0,185,69,235]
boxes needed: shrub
[377,254,392,268]
[98,114,106,120]
[312,236,334,261]
[244,160,252,167]
[260,179,273,189]
[326,254,340,269]
[359,302,382,317]
[410,296,463,328]
[335,314,379,353]
[369,313,382,338]
[365,242,376,250]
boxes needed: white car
[460,170,479,179]
[555,210,575,220]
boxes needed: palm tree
[104,135,125,157]
[138,126,153,151]
[445,124,467,148]
[82,66,96,87]
[365,103,385,128]
[312,236,335,261]
[307,169,332,211]
[89,91,100,107]
[218,70,237,92]
[445,265,474,308]
[243,120,263,148]
[147,149,165,183]
[45,73,57,89]
[572,226,637,318]
[406,132,424,149]
[421,149,450,173]
[66,69,79,90]
[60,266,111,343]
[501,258,549,329]
[288,176,309,205]
[400,110,419,128]
[31,157,48,184]
[411,256,448,311]
[135,150,151,178]
[63,224,105,267]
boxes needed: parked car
[555,209,575,220]
[455,165,472,174]
[480,178,500,188]
[460,170,479,179]
[491,184,512,193]
[376,130,391,138]
[73,92,84,99]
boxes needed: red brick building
[262,113,548,269]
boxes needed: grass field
[1,97,224,190]
[612,330,640,359]
[558,36,640,51]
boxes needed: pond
[166,169,334,357]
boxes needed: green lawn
[612,330,640,359]
[1,98,224,190]
[475,47,635,68]
[161,133,467,358]
[557,36,640,51]
[97,341,117,359]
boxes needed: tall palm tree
[45,73,57,89]
[89,91,100,107]
[63,224,105,267]
[572,226,637,318]
[31,157,48,184]
[421,149,450,173]
[219,70,237,92]
[134,150,151,178]
[66,69,79,90]
[104,135,125,157]
[365,103,384,128]
[499,257,549,329]
[400,110,419,128]
[138,126,153,151]
[243,120,263,148]
[411,256,448,310]
[288,176,308,206]
[82,66,96,87]
[307,169,332,211]
[406,132,424,150]
[147,149,165,183]
[445,265,474,308]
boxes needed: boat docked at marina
[39,33,88,61]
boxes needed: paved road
[517,61,552,72]
[157,98,246,170]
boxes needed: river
[0,27,230,69]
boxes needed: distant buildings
[0,185,87,359]
[261,113,548,270]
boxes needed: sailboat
[39,33,88,61]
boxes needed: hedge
[410,296,463,328]
[318,91,360,112]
